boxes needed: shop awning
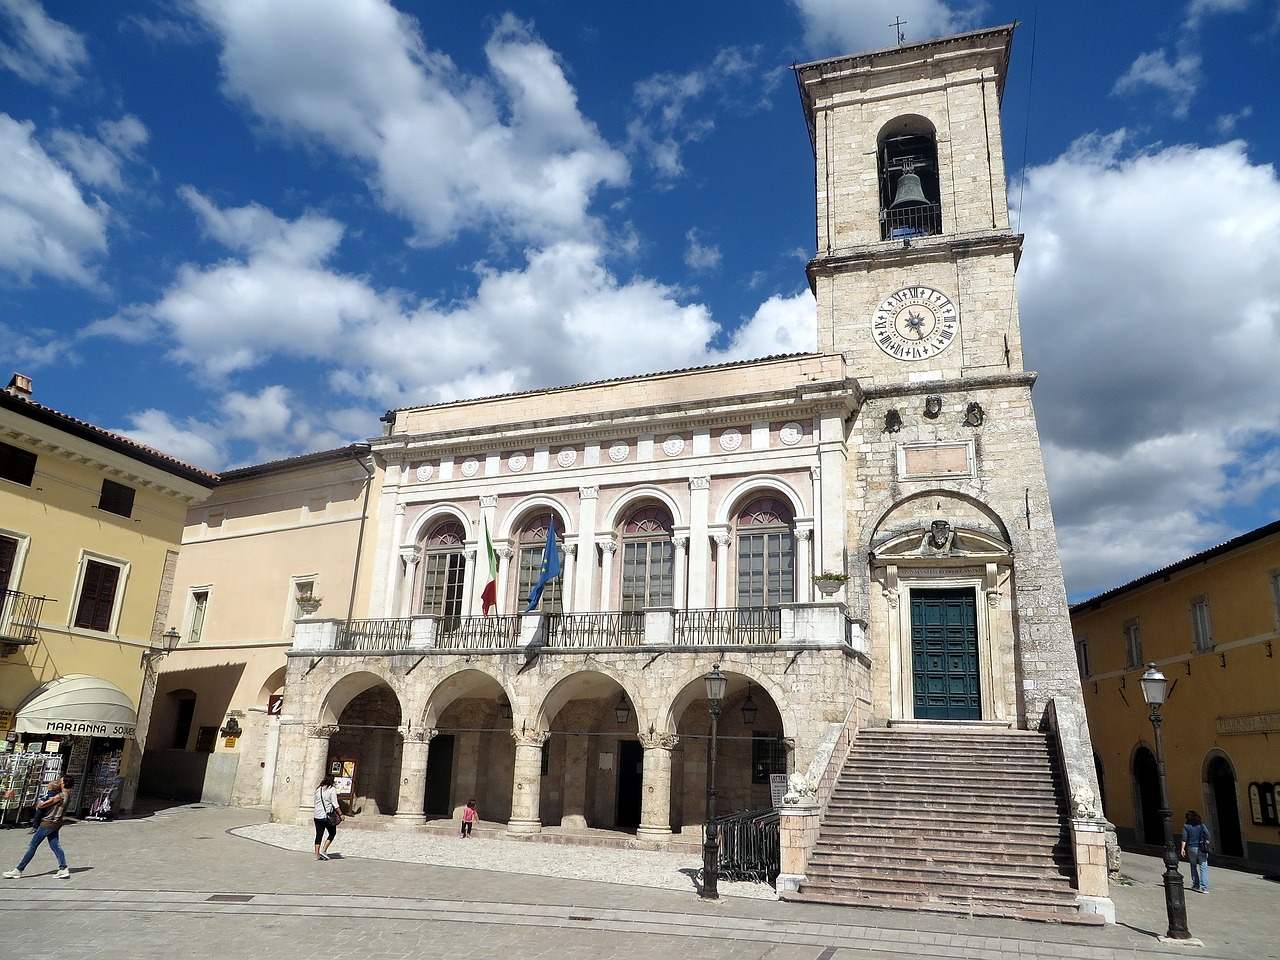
[15,674,137,739]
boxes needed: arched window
[620,506,674,621]
[878,117,941,240]
[735,497,795,609]
[517,513,564,613]
[421,520,466,629]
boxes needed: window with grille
[421,521,466,629]
[73,558,123,632]
[0,441,36,486]
[620,505,673,622]
[517,513,563,613]
[1123,619,1143,668]
[752,732,787,784]
[98,478,135,518]
[736,497,795,608]
[1190,596,1213,652]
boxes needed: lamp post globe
[1140,663,1192,941]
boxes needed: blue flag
[525,517,561,613]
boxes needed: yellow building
[141,445,378,806]
[1071,519,1280,872]
[0,374,215,819]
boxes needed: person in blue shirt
[1180,810,1212,893]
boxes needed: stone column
[462,547,477,616]
[575,486,599,612]
[394,727,436,825]
[560,731,590,828]
[795,525,813,601]
[562,542,578,612]
[687,476,711,606]
[636,732,679,847]
[508,728,550,834]
[777,802,822,894]
[671,534,688,609]
[712,530,732,608]
[598,537,617,610]
[495,545,513,615]
[398,547,420,618]
[299,724,338,824]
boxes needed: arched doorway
[1133,746,1162,845]
[328,683,402,816]
[1206,755,1244,857]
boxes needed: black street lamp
[1140,663,1193,941]
[701,664,727,900]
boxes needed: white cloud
[1014,133,1280,597]
[1184,0,1252,30]
[191,0,627,246]
[1112,49,1201,118]
[627,47,764,180]
[790,0,984,56]
[115,386,366,471]
[717,290,817,360]
[48,115,148,192]
[0,114,108,285]
[684,229,721,272]
[0,0,87,91]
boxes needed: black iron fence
[677,607,782,645]
[546,611,645,647]
[706,808,780,885]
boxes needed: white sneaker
[2,869,21,879]
[57,868,71,879]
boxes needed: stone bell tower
[795,24,1095,747]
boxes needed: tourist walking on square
[4,774,74,879]
[461,799,477,837]
[313,776,343,861]
[1180,810,1212,892]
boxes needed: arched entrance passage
[322,672,402,817]
[535,671,636,830]
[1206,755,1244,857]
[421,669,513,822]
[671,670,787,835]
[1133,745,1162,845]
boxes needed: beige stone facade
[142,24,1105,913]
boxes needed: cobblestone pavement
[0,803,1276,960]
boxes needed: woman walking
[313,775,343,861]
[4,774,74,879]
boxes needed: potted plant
[812,572,849,596]
[296,593,323,615]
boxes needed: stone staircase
[789,727,1094,923]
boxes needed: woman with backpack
[1180,810,1212,892]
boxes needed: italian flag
[480,519,498,615]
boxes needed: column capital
[512,728,550,747]
[598,535,618,556]
[638,731,680,751]
[400,726,438,743]
[480,494,498,509]
[496,545,514,560]
[400,545,421,564]
[671,534,688,551]
[713,532,732,548]
[308,724,339,740]
[579,485,599,500]
[689,475,711,491]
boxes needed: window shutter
[74,560,120,631]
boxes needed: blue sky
[2,0,1279,601]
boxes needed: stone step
[785,886,1100,925]
[812,827,1067,850]
[808,844,1072,867]
[797,872,1078,906]
[824,797,1063,819]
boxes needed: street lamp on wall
[1140,663,1193,941]
[741,685,758,725]
[701,663,727,900]
[142,627,181,667]
[614,694,631,725]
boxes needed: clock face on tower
[872,286,959,361]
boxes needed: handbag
[319,789,340,826]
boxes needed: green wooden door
[910,588,980,720]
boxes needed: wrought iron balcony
[299,605,867,657]
[1,589,46,651]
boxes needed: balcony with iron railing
[881,202,942,241]
[1,589,46,655]
[294,604,866,657]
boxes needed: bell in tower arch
[890,171,929,208]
